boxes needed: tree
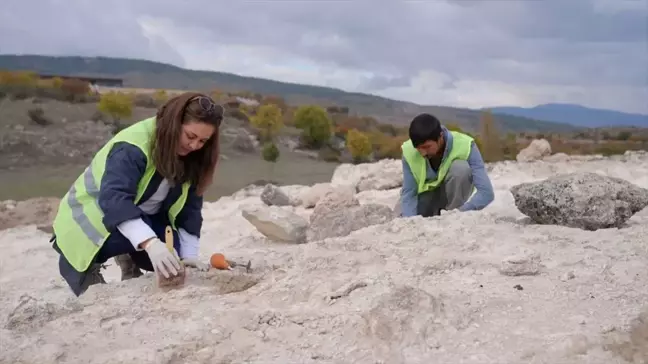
[251,103,283,142]
[293,105,333,148]
[0,71,37,86]
[153,89,169,105]
[98,91,133,133]
[346,128,372,163]
[261,141,280,178]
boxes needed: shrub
[326,105,349,115]
[261,141,280,163]
[261,141,280,178]
[98,91,133,123]
[375,123,399,136]
[318,145,341,162]
[346,129,372,162]
[210,89,224,102]
[334,115,377,132]
[334,125,349,139]
[616,131,632,141]
[132,93,157,108]
[59,78,90,97]
[51,77,64,89]
[261,95,288,112]
[27,107,52,126]
[251,103,283,142]
[375,135,406,160]
[153,90,169,105]
[0,71,37,86]
[224,104,250,122]
[293,105,333,149]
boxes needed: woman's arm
[99,142,157,249]
[175,185,204,238]
[175,185,204,259]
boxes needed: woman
[51,91,223,296]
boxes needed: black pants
[52,212,180,296]
[416,160,474,217]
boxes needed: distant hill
[0,54,584,133]
[488,103,648,128]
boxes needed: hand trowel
[155,225,186,290]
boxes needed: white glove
[143,238,182,278]
[181,257,210,271]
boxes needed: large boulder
[310,186,358,221]
[307,186,394,241]
[298,183,334,208]
[510,172,648,230]
[307,203,395,242]
[331,159,402,192]
[241,205,308,244]
[231,128,258,153]
[516,139,552,162]
[260,184,299,207]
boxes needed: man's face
[416,136,443,157]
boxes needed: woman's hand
[141,238,182,278]
[181,258,210,271]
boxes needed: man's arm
[458,141,494,211]
[400,156,419,217]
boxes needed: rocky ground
[0,149,647,364]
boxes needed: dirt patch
[0,97,154,128]
[602,307,648,363]
[0,197,60,231]
[0,120,115,168]
[0,97,157,169]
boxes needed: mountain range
[1,54,646,132]
[488,103,648,128]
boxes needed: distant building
[37,73,124,88]
[235,96,260,107]
[224,96,260,109]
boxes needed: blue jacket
[400,127,494,217]
[97,142,204,237]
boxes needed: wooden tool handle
[165,225,173,252]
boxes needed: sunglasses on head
[192,96,224,125]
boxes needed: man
[399,113,494,217]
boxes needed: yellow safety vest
[52,117,190,272]
[401,131,474,194]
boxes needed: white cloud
[1,0,647,114]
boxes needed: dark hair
[409,113,442,147]
[152,92,223,193]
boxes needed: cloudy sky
[1,0,647,114]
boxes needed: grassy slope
[0,54,581,133]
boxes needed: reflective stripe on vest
[401,131,474,194]
[53,117,191,272]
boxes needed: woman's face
[177,120,215,156]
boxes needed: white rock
[241,205,308,244]
[516,139,552,162]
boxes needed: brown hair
[152,91,223,195]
